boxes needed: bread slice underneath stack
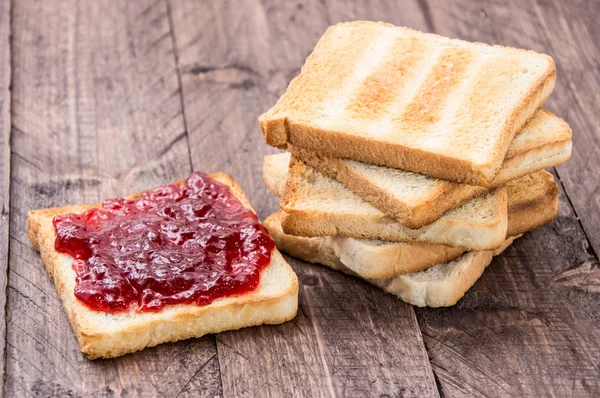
[28,173,298,359]
[265,170,558,307]
[287,108,571,228]
[265,165,557,278]
[267,213,519,307]
[280,158,508,251]
[260,21,556,185]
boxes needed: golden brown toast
[265,172,558,306]
[279,158,509,251]
[260,21,556,185]
[287,109,570,228]
[263,169,558,279]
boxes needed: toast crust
[288,146,486,229]
[260,21,556,185]
[266,211,465,279]
[286,109,570,228]
[266,170,557,279]
[280,158,509,251]
[370,238,518,307]
[27,173,298,359]
[263,155,558,243]
[506,170,558,236]
[266,211,519,307]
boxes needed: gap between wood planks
[163,0,225,395]
[0,0,12,392]
[164,0,194,175]
[554,168,598,259]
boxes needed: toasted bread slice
[260,21,555,186]
[280,159,508,251]
[504,170,559,236]
[267,211,464,279]
[27,173,298,359]
[263,152,292,199]
[267,210,518,307]
[265,170,557,279]
[288,109,571,228]
[495,110,571,184]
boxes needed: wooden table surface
[1,1,599,397]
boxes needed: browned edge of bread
[285,107,569,229]
[279,157,509,250]
[265,170,557,281]
[288,146,487,229]
[506,170,558,236]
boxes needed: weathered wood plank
[0,0,11,389]
[6,0,598,396]
[484,0,600,256]
[168,0,326,219]
[169,1,440,396]
[6,1,220,396]
[416,178,600,397]
[416,2,600,396]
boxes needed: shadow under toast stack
[259,21,571,307]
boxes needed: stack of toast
[259,21,571,307]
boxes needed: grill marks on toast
[398,48,475,135]
[315,28,401,125]
[271,23,381,121]
[449,58,529,162]
[311,27,540,157]
[345,37,430,119]
[261,22,556,184]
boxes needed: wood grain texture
[168,0,324,220]
[416,177,600,397]
[3,0,599,397]
[6,1,220,396]
[427,0,600,254]
[169,0,440,396]
[0,0,10,388]
[484,0,600,258]
[417,2,600,396]
[209,257,440,397]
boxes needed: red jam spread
[53,172,275,313]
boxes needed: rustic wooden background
[1,0,599,397]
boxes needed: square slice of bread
[27,173,299,359]
[280,159,508,251]
[287,109,571,228]
[265,170,557,279]
[260,21,556,185]
[266,209,519,307]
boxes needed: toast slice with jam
[28,172,298,359]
